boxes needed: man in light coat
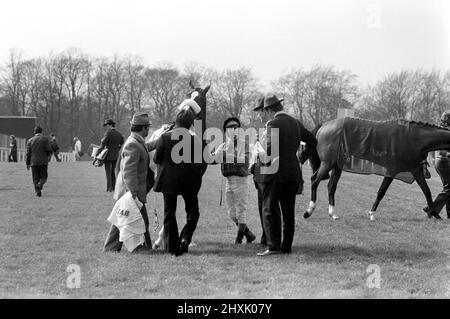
[73,137,83,161]
[103,112,153,252]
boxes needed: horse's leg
[411,168,442,220]
[327,166,342,220]
[368,176,394,221]
[304,162,332,219]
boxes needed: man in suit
[255,94,318,256]
[153,107,204,256]
[99,119,125,192]
[26,126,53,197]
[103,112,153,252]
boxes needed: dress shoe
[423,206,442,219]
[179,241,189,254]
[235,230,244,244]
[257,249,281,256]
[423,206,432,218]
[244,227,256,244]
[132,244,151,253]
[35,184,42,197]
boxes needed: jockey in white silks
[150,98,202,250]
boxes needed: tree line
[1,48,450,150]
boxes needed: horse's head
[187,80,210,120]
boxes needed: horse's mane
[345,117,450,131]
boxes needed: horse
[303,117,450,221]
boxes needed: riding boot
[235,223,246,244]
[244,226,256,243]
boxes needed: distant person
[97,119,125,192]
[26,126,52,197]
[49,133,61,162]
[104,112,153,252]
[73,137,83,161]
[8,135,18,162]
[211,117,256,244]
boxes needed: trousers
[261,180,299,253]
[104,160,117,191]
[254,181,267,245]
[432,157,450,217]
[225,175,249,224]
[31,165,48,190]
[163,193,200,254]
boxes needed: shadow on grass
[294,243,441,262]
[179,241,442,263]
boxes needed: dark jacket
[50,139,60,154]
[100,128,125,161]
[10,139,17,152]
[153,129,204,195]
[253,112,317,183]
[26,134,52,166]
[220,138,250,177]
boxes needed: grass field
[0,161,449,298]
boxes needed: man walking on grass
[98,119,125,192]
[104,112,153,252]
[26,126,53,197]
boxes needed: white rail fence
[0,147,75,162]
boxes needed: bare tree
[275,65,358,127]
[61,49,88,140]
[1,49,25,115]
[124,56,147,113]
[144,64,185,125]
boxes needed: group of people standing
[102,93,320,257]
[21,96,450,257]
[103,103,206,256]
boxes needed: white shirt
[74,140,82,153]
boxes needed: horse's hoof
[303,212,311,219]
[433,213,442,220]
[330,214,340,220]
[367,211,376,221]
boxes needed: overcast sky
[1,0,449,88]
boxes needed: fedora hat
[263,94,284,110]
[253,95,265,111]
[130,112,151,126]
[103,119,116,127]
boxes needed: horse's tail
[306,122,331,180]
[305,123,322,173]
